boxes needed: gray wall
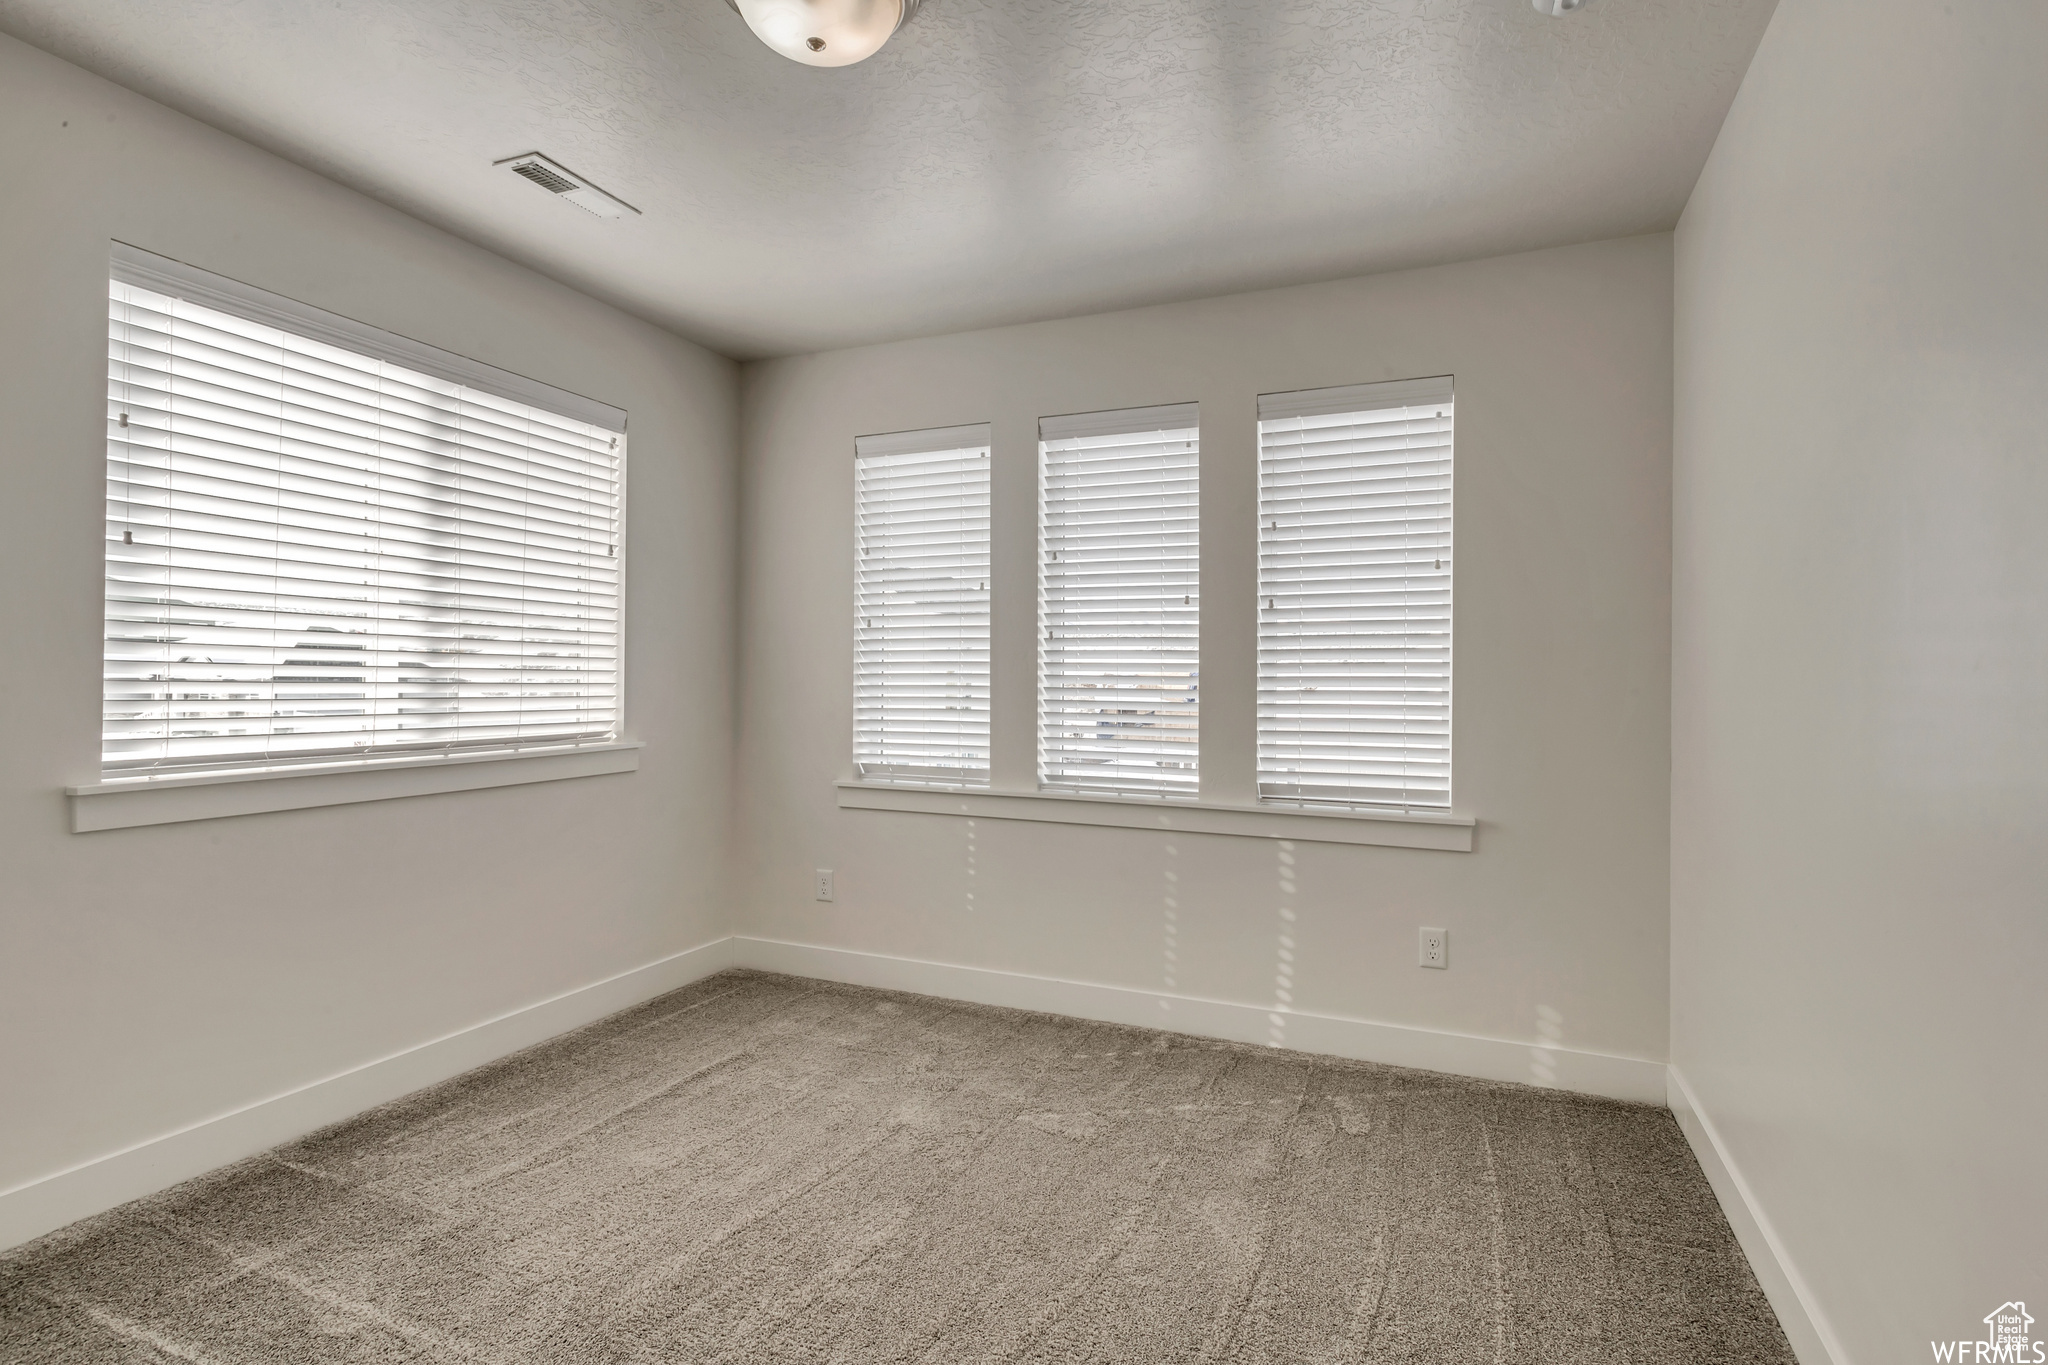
[735,236,1675,1068]
[1672,1,2048,1358]
[0,34,739,1202]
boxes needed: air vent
[493,153,640,220]
[511,161,578,195]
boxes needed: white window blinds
[104,252,624,779]
[1257,377,1452,809]
[1040,404,1199,797]
[854,425,992,786]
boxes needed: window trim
[84,243,634,811]
[835,781,1473,852]
[110,244,627,429]
[1255,375,1455,813]
[1037,402,1203,799]
[851,422,994,787]
[68,741,643,832]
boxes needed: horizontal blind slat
[854,441,991,787]
[1257,384,1452,811]
[105,279,623,776]
[1040,414,1199,797]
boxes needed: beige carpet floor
[1,970,1795,1363]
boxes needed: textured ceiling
[1,0,1775,358]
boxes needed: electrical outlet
[1419,927,1448,969]
[814,869,835,902]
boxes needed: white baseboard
[0,932,1681,1260]
[1667,1066,1848,1365]
[0,937,736,1255]
[731,937,1669,1104]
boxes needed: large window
[103,248,624,779]
[853,425,992,786]
[1256,378,1453,809]
[1039,404,1200,797]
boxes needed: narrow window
[103,249,623,778]
[853,425,992,787]
[1039,404,1199,797]
[1257,378,1453,808]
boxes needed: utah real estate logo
[1934,1302,2039,1363]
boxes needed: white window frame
[1256,376,1454,811]
[1038,403,1202,799]
[839,387,1475,853]
[852,423,993,789]
[70,244,637,832]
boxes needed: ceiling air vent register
[493,153,640,220]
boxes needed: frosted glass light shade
[732,0,914,67]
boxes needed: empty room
[0,0,2039,1361]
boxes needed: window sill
[834,782,1474,852]
[67,742,643,832]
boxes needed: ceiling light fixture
[725,0,921,67]
[1532,0,1589,12]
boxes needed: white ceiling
[1,0,1775,358]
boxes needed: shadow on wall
[1161,838,1180,1004]
[1123,828,1569,1086]
[1272,840,1297,1048]
[1533,1003,1565,1086]
[964,817,978,916]
[1153,833,1298,1047]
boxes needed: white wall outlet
[814,869,835,902]
[1419,927,1448,969]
